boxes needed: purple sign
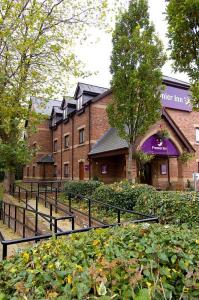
[141,135,180,156]
[161,85,191,111]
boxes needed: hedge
[0,224,198,299]
[64,180,102,197]
[134,191,199,225]
[92,181,156,210]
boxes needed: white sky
[70,0,189,93]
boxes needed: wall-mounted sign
[160,164,167,175]
[141,134,180,156]
[85,164,89,171]
[101,165,107,174]
[161,85,191,112]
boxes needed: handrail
[1,216,158,259]
[69,192,156,218]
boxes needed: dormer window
[77,96,83,110]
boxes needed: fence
[0,181,158,259]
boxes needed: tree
[107,0,166,182]
[0,0,110,191]
[166,0,199,105]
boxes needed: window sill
[64,147,70,151]
[53,151,58,154]
[78,143,85,147]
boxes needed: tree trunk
[127,143,135,183]
[3,169,15,193]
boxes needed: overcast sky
[70,0,189,93]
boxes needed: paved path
[0,194,77,260]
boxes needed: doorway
[140,162,152,185]
[79,161,84,180]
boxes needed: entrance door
[144,162,152,185]
[79,162,84,180]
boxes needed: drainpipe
[60,122,63,180]
[88,103,91,179]
[72,116,74,180]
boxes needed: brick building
[24,76,199,190]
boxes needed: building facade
[24,77,199,190]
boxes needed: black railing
[0,200,75,240]
[0,181,158,260]
[67,192,158,227]
[0,215,159,259]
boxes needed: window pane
[79,129,84,144]
[196,129,199,142]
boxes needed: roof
[89,128,128,155]
[37,154,55,164]
[32,98,62,115]
[53,106,63,114]
[89,109,195,156]
[162,75,190,88]
[162,108,195,152]
[74,82,108,99]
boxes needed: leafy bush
[92,180,156,210]
[134,191,199,225]
[64,180,102,197]
[0,224,199,299]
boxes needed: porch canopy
[141,134,180,156]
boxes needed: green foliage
[166,0,199,103]
[179,151,194,164]
[64,180,102,197]
[0,0,112,177]
[107,0,166,180]
[135,190,199,226]
[92,180,156,209]
[0,224,199,299]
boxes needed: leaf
[97,282,107,296]
[135,289,150,300]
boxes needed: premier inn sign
[161,85,191,111]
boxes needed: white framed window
[196,128,199,143]
[77,96,83,110]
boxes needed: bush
[64,180,102,197]
[0,224,198,299]
[134,191,199,225]
[92,180,156,210]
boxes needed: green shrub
[64,180,102,197]
[0,224,198,299]
[134,191,199,225]
[92,180,156,210]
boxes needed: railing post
[50,204,52,231]
[14,206,17,232]
[45,185,47,207]
[25,190,28,209]
[2,243,7,260]
[37,183,40,196]
[71,216,75,230]
[18,186,21,201]
[54,219,57,234]
[55,188,58,214]
[3,202,5,224]
[23,208,26,238]
[35,195,38,236]
[88,198,91,227]
[68,194,72,213]
[117,209,121,225]
[30,182,33,198]
[8,204,10,228]
[12,183,15,196]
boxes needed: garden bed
[0,224,198,299]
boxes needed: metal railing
[0,181,158,260]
